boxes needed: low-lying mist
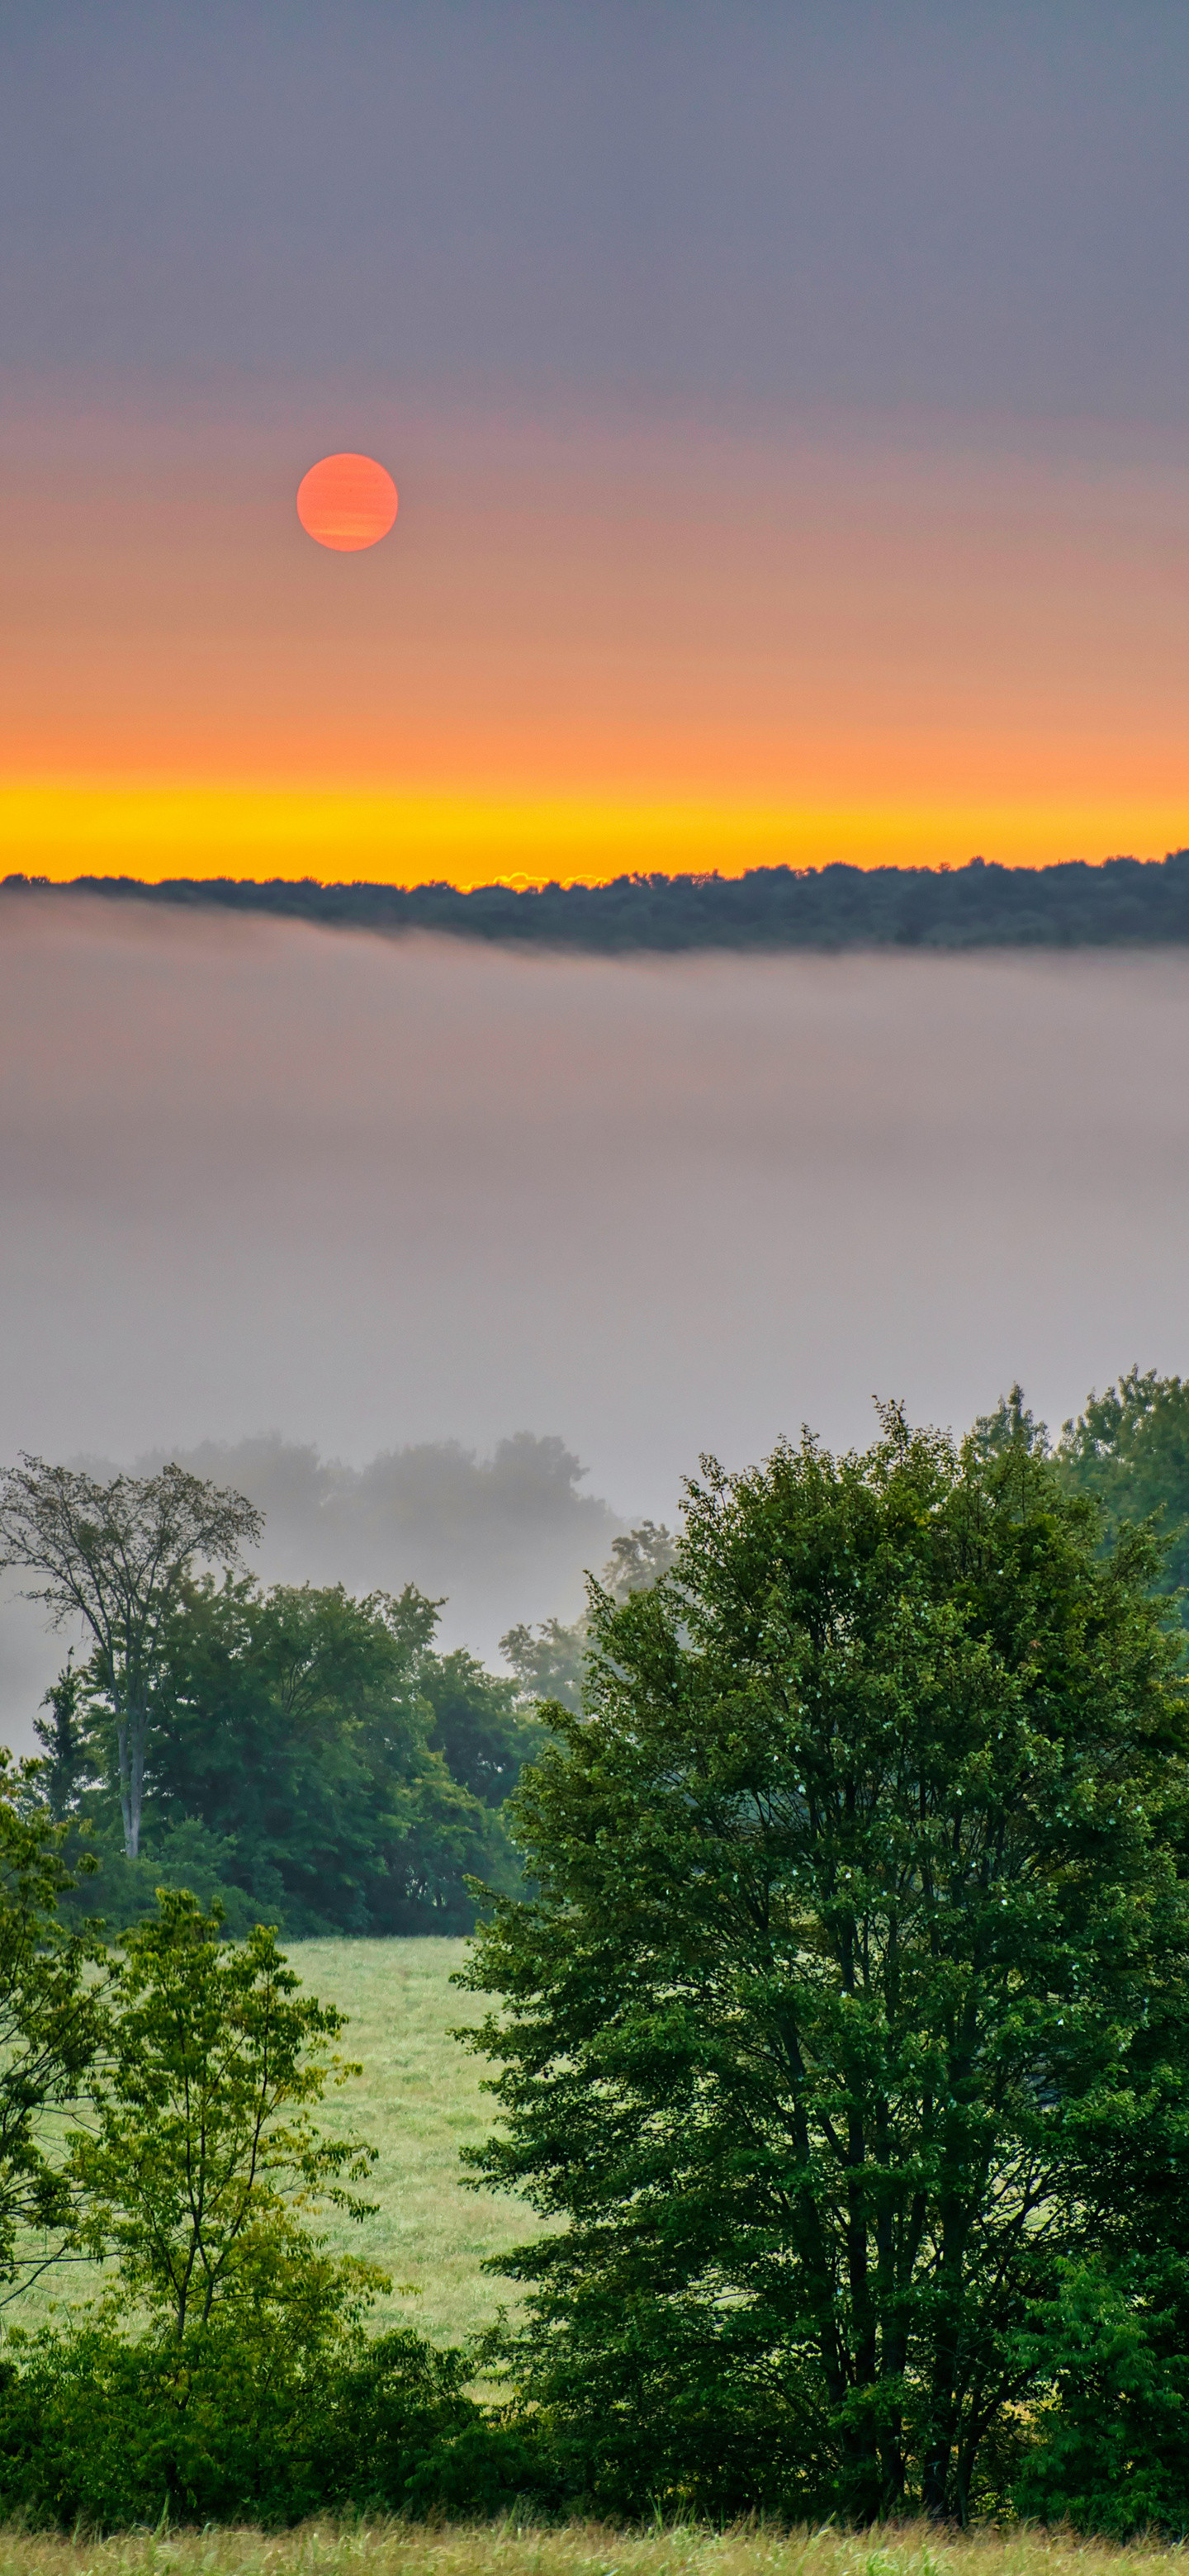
[4,890,1189,1745]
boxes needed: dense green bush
[1011,2258,1189,2536]
[0,2313,540,2526]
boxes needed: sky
[3,2,1189,880]
[4,894,1189,1734]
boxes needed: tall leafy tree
[421,1645,546,1807]
[462,1409,1189,2523]
[33,1655,90,1823]
[0,1459,262,1857]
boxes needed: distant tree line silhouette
[8,849,1189,950]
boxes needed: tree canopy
[0,1459,261,1859]
[1054,1366,1189,1606]
[52,1576,542,1938]
[462,1408,1189,2522]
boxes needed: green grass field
[287,1935,529,2346]
[12,1936,528,2352]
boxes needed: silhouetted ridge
[7,851,1189,950]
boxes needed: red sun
[296,452,398,552]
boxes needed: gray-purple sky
[6,2,1189,426]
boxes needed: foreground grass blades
[0,2523,1187,2576]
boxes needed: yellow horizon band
[2,784,1186,888]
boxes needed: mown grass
[10,1936,526,2351]
[0,2522,1183,2576]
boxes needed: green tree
[0,1887,509,2529]
[602,1519,677,1599]
[421,1644,546,1806]
[33,1653,91,1822]
[0,1457,262,1857]
[67,1576,526,1934]
[1055,1366,1189,1608]
[0,1753,104,2300]
[462,1409,1189,2523]
[500,1617,587,1717]
[69,1888,381,2339]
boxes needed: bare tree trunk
[115,1685,148,1857]
[129,1698,146,1859]
[116,1710,135,1858]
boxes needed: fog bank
[2,896,1189,1743]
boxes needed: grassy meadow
[0,2522,1184,2576]
[289,1935,528,2345]
[14,1937,526,2351]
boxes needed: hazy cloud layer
[3,896,1189,1738]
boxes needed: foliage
[1012,2256,1189,2535]
[500,1617,587,1717]
[0,1896,538,2529]
[423,1646,547,1806]
[0,2276,532,2528]
[601,1521,677,1599]
[68,1890,378,2335]
[0,1458,261,1858]
[1055,1366,1189,1609]
[0,1754,105,2300]
[27,847,1189,952]
[11,1937,543,2356]
[33,1655,89,1821]
[62,1814,276,1943]
[462,1408,1189,2524]
[54,1579,540,1937]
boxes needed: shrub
[0,2309,540,2526]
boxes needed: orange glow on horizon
[4,406,1189,885]
[2,784,1186,892]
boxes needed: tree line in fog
[8,850,1189,949]
[0,1366,1185,1943]
[0,1447,672,1939]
